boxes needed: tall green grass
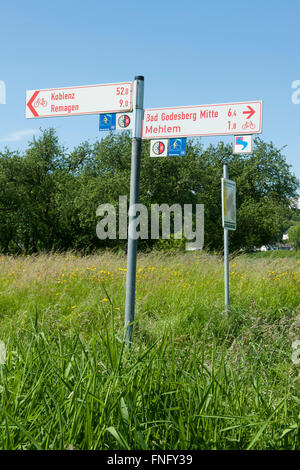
[0,252,299,449]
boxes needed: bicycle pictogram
[34,98,48,108]
[242,120,255,130]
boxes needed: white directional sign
[143,101,262,139]
[233,135,253,154]
[26,82,132,119]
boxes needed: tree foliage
[0,128,298,254]
[288,223,300,250]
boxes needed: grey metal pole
[223,164,229,313]
[124,76,144,346]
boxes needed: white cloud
[0,129,39,143]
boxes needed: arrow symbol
[243,105,255,119]
[236,136,247,150]
[27,91,40,117]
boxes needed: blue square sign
[99,113,116,131]
[168,138,187,156]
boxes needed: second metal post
[223,164,229,312]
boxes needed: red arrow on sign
[243,105,255,119]
[26,91,40,117]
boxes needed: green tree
[0,129,298,254]
[193,138,299,250]
[288,223,300,250]
[0,129,67,252]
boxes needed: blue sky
[0,0,300,182]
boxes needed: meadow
[0,250,299,450]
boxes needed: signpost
[124,76,144,347]
[26,82,132,119]
[26,77,142,348]
[221,168,236,312]
[26,76,262,339]
[142,101,262,139]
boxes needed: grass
[0,250,299,450]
